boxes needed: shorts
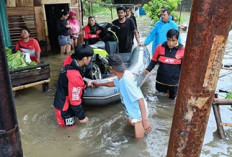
[58,35,71,46]
[71,34,78,39]
[128,100,149,124]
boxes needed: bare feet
[79,117,88,123]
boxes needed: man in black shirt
[125,6,138,45]
[112,6,141,53]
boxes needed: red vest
[152,44,184,65]
[83,25,101,40]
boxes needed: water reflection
[13,16,232,157]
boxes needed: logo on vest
[65,117,75,126]
[72,87,81,100]
[176,55,180,59]
[164,58,175,63]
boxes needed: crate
[10,62,50,92]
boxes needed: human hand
[87,81,93,87]
[144,70,150,75]
[91,81,99,88]
[140,43,146,47]
[142,119,152,133]
[66,25,71,28]
[79,117,88,123]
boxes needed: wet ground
[14,15,232,157]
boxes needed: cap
[108,54,125,72]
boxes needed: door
[45,4,69,51]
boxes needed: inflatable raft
[82,46,151,105]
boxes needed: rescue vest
[83,25,101,39]
[152,44,184,65]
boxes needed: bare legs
[128,119,145,138]
[60,44,71,55]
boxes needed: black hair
[167,29,179,39]
[71,44,94,60]
[161,6,167,10]
[163,9,170,15]
[88,16,95,20]
[21,26,30,34]
[60,9,69,18]
[125,6,131,10]
[116,6,126,12]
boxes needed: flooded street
[14,15,232,157]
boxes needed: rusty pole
[167,0,232,157]
[0,25,23,155]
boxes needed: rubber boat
[82,46,151,105]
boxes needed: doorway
[45,4,69,51]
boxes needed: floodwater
[14,16,232,157]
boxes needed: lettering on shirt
[164,58,175,63]
[72,87,81,100]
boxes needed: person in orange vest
[144,29,185,100]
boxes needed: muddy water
[14,16,232,157]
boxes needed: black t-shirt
[57,19,69,36]
[112,18,136,53]
[129,15,137,28]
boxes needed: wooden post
[167,0,232,156]
[0,22,23,157]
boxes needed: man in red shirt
[15,26,41,63]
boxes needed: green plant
[143,0,182,23]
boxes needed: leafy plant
[225,92,232,99]
[143,0,182,23]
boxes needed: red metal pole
[0,25,23,156]
[167,0,232,157]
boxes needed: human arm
[33,39,41,63]
[92,81,115,87]
[138,98,152,133]
[15,42,20,51]
[130,19,141,46]
[134,30,142,46]
[36,52,40,63]
[144,45,161,73]
[143,22,159,46]
[144,60,156,74]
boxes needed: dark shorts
[58,35,71,46]
[55,104,86,127]
[156,82,178,100]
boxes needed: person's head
[69,10,76,19]
[71,44,94,66]
[60,9,69,20]
[166,29,179,49]
[88,16,96,26]
[161,9,170,22]
[116,6,126,19]
[125,6,131,17]
[108,54,125,73]
[20,26,30,39]
[161,6,167,14]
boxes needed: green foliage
[143,0,182,23]
[225,92,232,99]
[82,0,114,16]
[5,47,37,69]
